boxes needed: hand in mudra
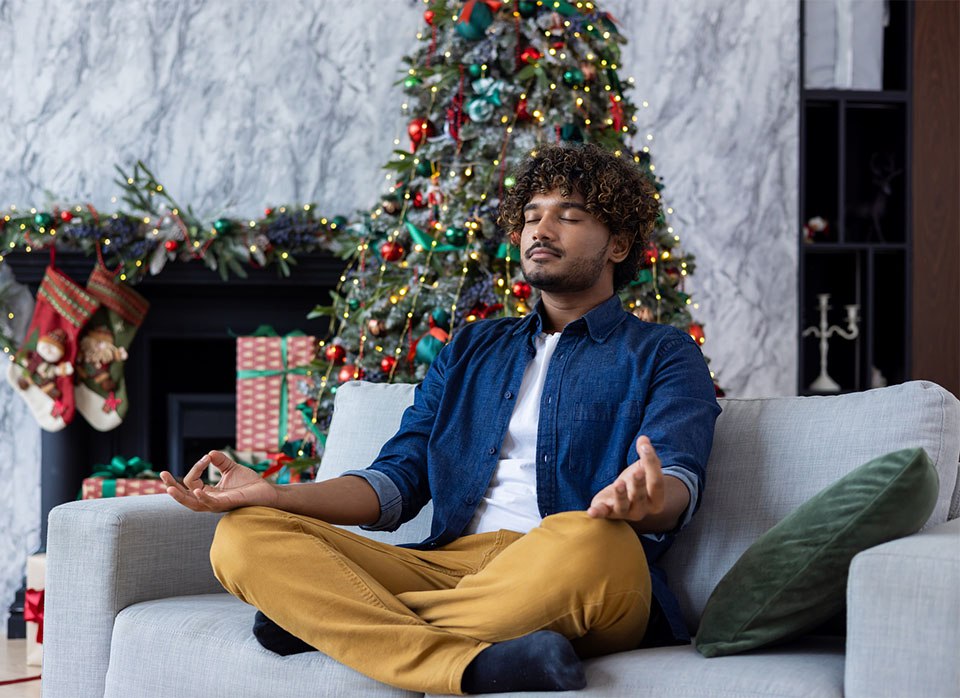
[586,436,665,522]
[160,450,279,513]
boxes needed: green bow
[236,328,311,448]
[89,456,159,498]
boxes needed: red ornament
[380,241,406,262]
[519,47,542,64]
[552,41,565,50]
[59,211,73,223]
[688,323,705,345]
[164,240,179,252]
[380,356,397,373]
[511,281,532,300]
[408,118,437,151]
[338,364,364,383]
[424,9,435,24]
[643,243,658,267]
[412,191,427,209]
[324,344,346,364]
[264,208,273,215]
[515,98,533,121]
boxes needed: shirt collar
[510,293,627,343]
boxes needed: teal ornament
[404,76,422,89]
[560,123,583,142]
[331,216,348,229]
[466,97,495,123]
[472,77,503,106]
[562,68,585,87]
[504,175,516,188]
[415,160,433,177]
[34,212,53,228]
[468,64,483,79]
[455,1,493,40]
[518,0,537,17]
[444,227,467,247]
[431,308,452,331]
[415,334,446,364]
[214,217,232,233]
[348,299,361,310]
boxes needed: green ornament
[431,308,452,331]
[34,212,53,228]
[415,160,433,177]
[444,227,467,247]
[468,64,483,79]
[404,76,422,89]
[560,123,583,142]
[504,175,516,188]
[518,0,537,17]
[331,216,348,229]
[562,68,585,87]
[455,1,493,40]
[213,217,232,233]
[348,299,361,311]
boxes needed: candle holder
[802,293,860,392]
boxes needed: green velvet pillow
[696,447,939,658]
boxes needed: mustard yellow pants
[209,506,651,695]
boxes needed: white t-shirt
[463,331,562,535]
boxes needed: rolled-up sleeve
[340,468,404,531]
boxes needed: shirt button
[488,447,497,455]
[543,454,549,462]
[504,391,513,399]
[547,396,552,403]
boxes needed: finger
[159,471,189,492]
[164,483,205,511]
[587,500,612,518]
[194,486,234,513]
[611,481,630,515]
[625,466,646,503]
[183,454,211,491]
[637,439,665,510]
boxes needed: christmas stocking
[6,265,100,432]
[75,264,150,431]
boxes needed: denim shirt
[343,293,721,645]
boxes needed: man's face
[518,188,615,293]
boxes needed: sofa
[41,379,960,698]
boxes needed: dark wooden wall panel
[912,1,959,397]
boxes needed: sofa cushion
[662,380,960,632]
[104,594,421,698]
[695,447,939,657]
[425,636,844,698]
[318,380,432,544]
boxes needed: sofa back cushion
[663,380,960,631]
[318,381,434,544]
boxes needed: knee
[209,506,279,589]
[538,511,648,585]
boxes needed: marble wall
[0,0,798,625]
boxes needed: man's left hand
[586,435,665,522]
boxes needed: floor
[0,636,41,698]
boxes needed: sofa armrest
[844,517,960,698]
[42,495,226,698]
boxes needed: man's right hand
[160,450,280,513]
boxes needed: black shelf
[798,0,913,394]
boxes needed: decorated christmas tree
[299,0,717,444]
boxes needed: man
[161,142,720,695]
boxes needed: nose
[528,213,558,242]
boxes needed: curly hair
[498,142,661,291]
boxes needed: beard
[520,241,610,292]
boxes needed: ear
[608,234,630,264]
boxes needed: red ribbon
[460,0,502,23]
[24,588,44,644]
[260,453,294,480]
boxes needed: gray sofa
[42,379,960,698]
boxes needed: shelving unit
[798,0,912,395]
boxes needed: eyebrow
[522,201,588,213]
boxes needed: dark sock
[252,610,316,656]
[460,630,586,694]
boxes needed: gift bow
[460,0,502,23]
[24,588,44,644]
[236,327,312,447]
[89,456,160,498]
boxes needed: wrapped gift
[25,553,45,666]
[81,455,166,499]
[236,326,315,451]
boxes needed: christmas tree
[300,0,714,444]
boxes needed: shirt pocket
[568,400,642,483]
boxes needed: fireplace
[4,250,345,546]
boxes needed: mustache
[526,242,562,258]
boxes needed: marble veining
[0,0,798,624]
